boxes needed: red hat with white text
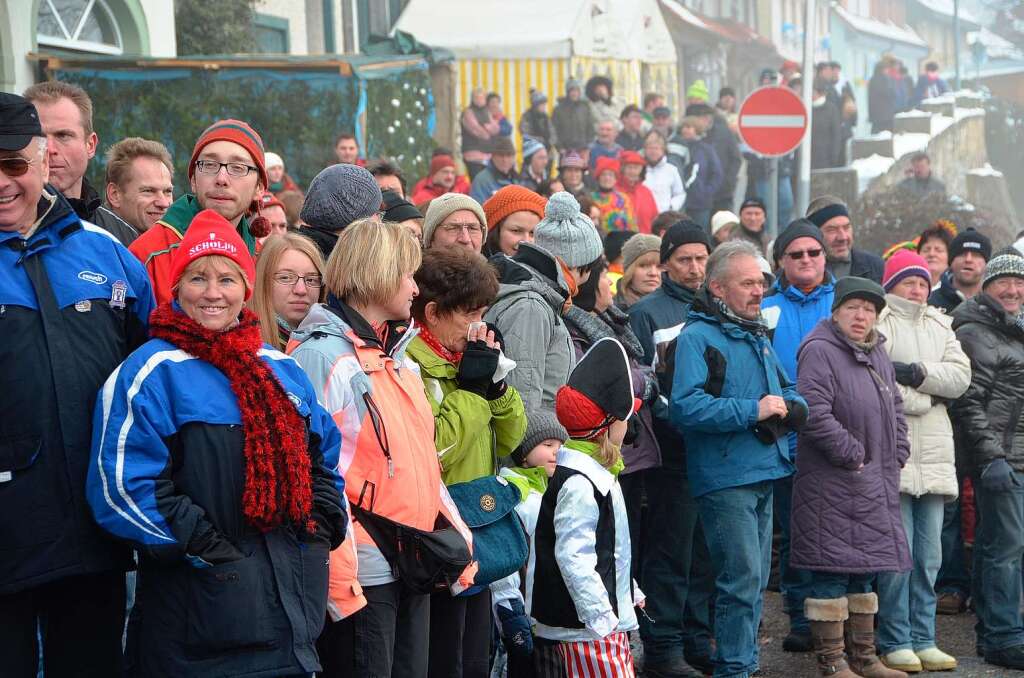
[170,209,256,299]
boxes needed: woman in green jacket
[407,246,527,678]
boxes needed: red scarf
[418,324,462,364]
[149,303,315,533]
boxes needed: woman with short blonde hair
[324,217,422,309]
[251,232,325,350]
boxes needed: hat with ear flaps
[555,337,641,440]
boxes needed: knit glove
[457,340,499,398]
[496,599,534,658]
[892,361,926,388]
[981,458,1017,493]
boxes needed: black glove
[496,599,534,658]
[457,340,499,397]
[981,458,1017,493]
[753,416,786,445]
[783,399,808,431]
[185,524,244,568]
[892,361,926,388]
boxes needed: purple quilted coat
[790,319,912,574]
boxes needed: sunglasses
[785,248,823,260]
[0,156,33,177]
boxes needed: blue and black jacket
[87,331,345,677]
[0,187,154,595]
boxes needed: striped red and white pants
[558,631,636,678]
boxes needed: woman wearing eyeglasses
[251,233,326,351]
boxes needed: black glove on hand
[752,416,786,445]
[497,600,534,658]
[783,399,808,431]
[457,340,499,397]
[186,525,244,568]
[893,361,926,388]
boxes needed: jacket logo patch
[78,270,108,284]
[110,281,127,309]
[480,494,496,512]
[74,300,91,313]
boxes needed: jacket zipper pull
[388,457,394,478]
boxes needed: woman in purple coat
[792,277,912,678]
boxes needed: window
[254,13,290,53]
[37,0,123,54]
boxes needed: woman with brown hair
[250,232,326,350]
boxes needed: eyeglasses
[273,272,323,288]
[0,156,33,177]
[194,159,258,178]
[440,222,485,237]
[784,248,823,260]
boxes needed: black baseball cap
[0,93,43,151]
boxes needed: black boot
[783,629,813,652]
[643,655,704,678]
[985,644,1024,670]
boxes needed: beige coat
[877,293,972,498]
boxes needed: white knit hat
[264,152,284,169]
[711,210,739,237]
[533,192,603,268]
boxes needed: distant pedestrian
[552,79,594,154]
[519,89,555,150]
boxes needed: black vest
[531,465,617,629]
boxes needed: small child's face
[525,439,561,477]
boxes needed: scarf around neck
[712,295,768,336]
[149,304,315,533]
[418,324,462,364]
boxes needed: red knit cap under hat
[483,185,548,231]
[555,337,641,440]
[170,209,257,299]
[188,119,268,187]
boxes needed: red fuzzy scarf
[149,303,315,533]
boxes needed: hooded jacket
[877,293,971,498]
[0,188,153,595]
[791,319,912,574]
[670,288,804,496]
[485,245,575,413]
[406,337,527,486]
[950,294,1024,473]
[88,334,344,677]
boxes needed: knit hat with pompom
[533,191,603,268]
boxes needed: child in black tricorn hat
[529,337,644,677]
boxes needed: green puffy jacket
[407,337,527,485]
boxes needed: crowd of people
[0,69,1020,678]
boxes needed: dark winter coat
[810,98,843,169]
[950,294,1024,473]
[552,97,595,151]
[791,319,912,574]
[519,108,555,150]
[677,138,723,212]
[706,113,742,208]
[68,177,140,246]
[868,70,898,133]
[928,270,965,314]
[829,249,886,285]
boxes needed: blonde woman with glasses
[251,233,326,350]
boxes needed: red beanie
[483,185,547,231]
[619,150,644,166]
[882,249,931,292]
[188,119,268,187]
[556,385,611,440]
[430,154,456,176]
[594,156,620,179]
[170,209,257,300]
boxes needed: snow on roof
[833,6,928,48]
[910,0,982,26]
[852,154,896,193]
[968,163,1004,177]
[895,109,931,118]
[968,28,1024,60]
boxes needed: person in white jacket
[642,131,686,213]
[874,251,971,673]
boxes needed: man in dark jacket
[674,116,723,230]
[0,93,155,676]
[810,79,843,170]
[897,152,946,198]
[617,104,646,152]
[807,195,884,283]
[552,79,595,154]
[929,228,990,313]
[688,103,741,214]
[868,59,898,134]
[951,253,1024,670]
[628,221,714,677]
[24,80,138,245]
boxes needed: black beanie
[661,220,710,263]
[604,230,635,264]
[773,219,825,263]
[949,227,992,262]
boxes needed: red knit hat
[188,119,268,187]
[483,185,547,231]
[594,156,620,179]
[882,249,931,292]
[170,209,257,299]
[430,154,456,176]
[619,150,644,166]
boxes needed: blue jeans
[807,571,875,599]
[752,178,793,232]
[640,471,714,665]
[774,475,814,635]
[973,473,1024,651]
[876,494,945,653]
[936,481,971,597]
[697,480,774,678]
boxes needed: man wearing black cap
[628,220,714,677]
[0,92,155,675]
[929,227,991,313]
[735,197,769,254]
[806,195,884,283]
[470,135,518,203]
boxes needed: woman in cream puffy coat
[874,251,971,673]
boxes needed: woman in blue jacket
[87,210,346,677]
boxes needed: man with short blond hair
[24,80,138,244]
[104,137,174,234]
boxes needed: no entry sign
[738,86,809,157]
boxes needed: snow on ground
[851,154,895,192]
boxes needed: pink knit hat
[882,249,931,292]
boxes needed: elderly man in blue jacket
[671,240,808,678]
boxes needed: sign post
[738,86,809,242]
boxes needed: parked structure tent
[393,0,677,159]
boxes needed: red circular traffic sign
[738,86,809,157]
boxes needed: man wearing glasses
[130,119,268,303]
[0,93,154,676]
[761,218,835,655]
[422,192,487,252]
